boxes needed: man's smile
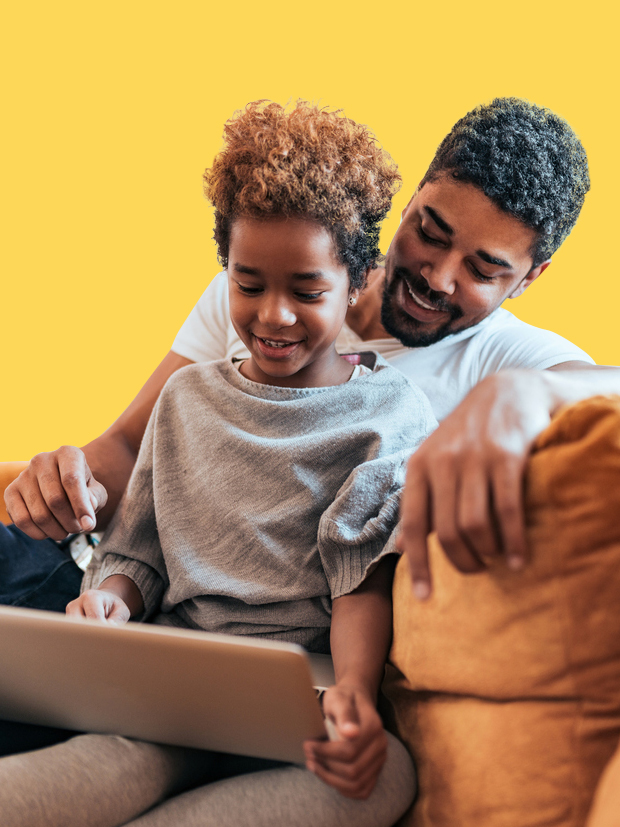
[394,269,456,323]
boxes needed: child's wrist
[334,676,377,704]
[98,574,143,616]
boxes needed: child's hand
[303,683,388,799]
[66,589,130,625]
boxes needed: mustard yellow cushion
[383,396,620,827]
[0,462,29,524]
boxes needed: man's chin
[380,298,457,348]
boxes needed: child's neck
[239,348,354,389]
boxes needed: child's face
[228,216,358,388]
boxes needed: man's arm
[399,361,620,598]
[4,351,193,540]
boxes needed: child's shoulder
[159,358,233,399]
[345,351,438,433]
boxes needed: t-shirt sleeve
[171,271,231,363]
[475,315,595,377]
[81,406,167,618]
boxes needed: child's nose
[258,297,297,327]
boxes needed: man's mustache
[393,267,461,317]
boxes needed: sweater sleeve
[317,450,408,599]
[81,406,167,618]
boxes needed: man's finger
[490,453,529,570]
[20,479,72,541]
[4,490,48,540]
[37,465,85,535]
[432,462,484,574]
[57,448,98,530]
[456,464,502,563]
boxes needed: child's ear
[348,287,361,307]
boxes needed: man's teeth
[407,282,440,311]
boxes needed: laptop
[0,605,335,764]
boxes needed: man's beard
[380,267,464,348]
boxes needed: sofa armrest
[384,395,620,827]
[0,462,29,524]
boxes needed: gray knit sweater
[84,356,437,653]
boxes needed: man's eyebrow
[476,250,513,269]
[424,206,454,236]
[423,207,514,269]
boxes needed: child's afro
[204,100,402,289]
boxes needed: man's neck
[345,267,391,341]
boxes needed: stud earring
[348,296,357,306]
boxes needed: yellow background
[2,1,617,458]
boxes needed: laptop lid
[0,605,330,764]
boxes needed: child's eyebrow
[293,272,326,281]
[233,264,260,275]
[233,264,328,281]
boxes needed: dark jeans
[0,523,83,612]
[0,523,84,753]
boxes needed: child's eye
[295,291,323,301]
[236,283,262,295]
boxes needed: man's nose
[420,256,458,295]
[258,295,297,327]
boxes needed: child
[0,101,436,827]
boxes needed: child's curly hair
[421,98,590,265]
[203,100,401,289]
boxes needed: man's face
[381,176,550,347]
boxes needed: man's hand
[4,446,108,541]
[398,370,556,598]
[66,589,130,624]
[304,684,387,799]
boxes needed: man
[3,97,613,611]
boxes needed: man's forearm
[80,350,195,530]
[544,363,620,413]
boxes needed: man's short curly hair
[203,100,401,289]
[420,98,590,265]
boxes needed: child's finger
[321,689,361,740]
[307,749,386,799]
[308,726,387,775]
[106,598,130,625]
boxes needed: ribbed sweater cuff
[95,554,165,619]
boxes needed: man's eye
[471,267,494,283]
[418,226,443,245]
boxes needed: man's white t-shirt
[172,272,594,422]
